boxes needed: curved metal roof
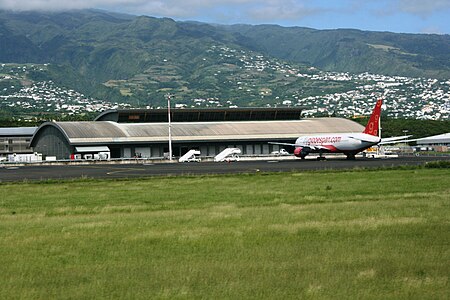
[0,127,37,136]
[31,118,365,145]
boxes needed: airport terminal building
[30,108,365,160]
[0,127,37,159]
[415,133,450,152]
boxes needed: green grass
[1,169,449,299]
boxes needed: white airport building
[415,133,450,152]
[29,108,365,160]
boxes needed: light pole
[166,93,173,161]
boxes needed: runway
[0,155,448,182]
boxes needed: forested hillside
[0,9,449,120]
[225,25,450,79]
[0,10,449,100]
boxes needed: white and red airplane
[272,99,408,160]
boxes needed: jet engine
[294,147,309,159]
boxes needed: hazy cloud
[0,0,323,20]
[247,0,325,22]
[397,0,450,16]
[372,0,450,17]
[0,0,263,13]
[1,0,449,18]
[420,26,444,34]
[0,0,448,32]
[0,0,125,11]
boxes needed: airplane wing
[379,135,413,145]
[269,142,297,146]
[268,142,329,151]
[348,135,380,143]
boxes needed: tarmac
[0,155,448,182]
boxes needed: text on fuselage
[306,136,342,145]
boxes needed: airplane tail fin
[363,99,382,136]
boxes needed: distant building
[416,133,450,152]
[0,127,37,159]
[30,118,364,160]
[94,107,305,123]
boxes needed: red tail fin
[363,99,382,136]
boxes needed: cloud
[1,0,448,33]
[420,26,444,34]
[0,0,133,11]
[397,0,450,16]
[372,0,450,17]
[0,0,324,21]
[247,0,326,23]
[0,0,249,13]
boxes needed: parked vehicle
[271,148,290,156]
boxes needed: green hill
[0,9,449,108]
[224,24,450,79]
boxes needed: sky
[1,0,449,34]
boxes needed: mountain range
[0,9,449,106]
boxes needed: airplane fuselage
[294,133,381,158]
[272,99,384,160]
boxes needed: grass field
[1,168,449,299]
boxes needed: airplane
[271,99,408,160]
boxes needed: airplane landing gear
[317,151,326,161]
